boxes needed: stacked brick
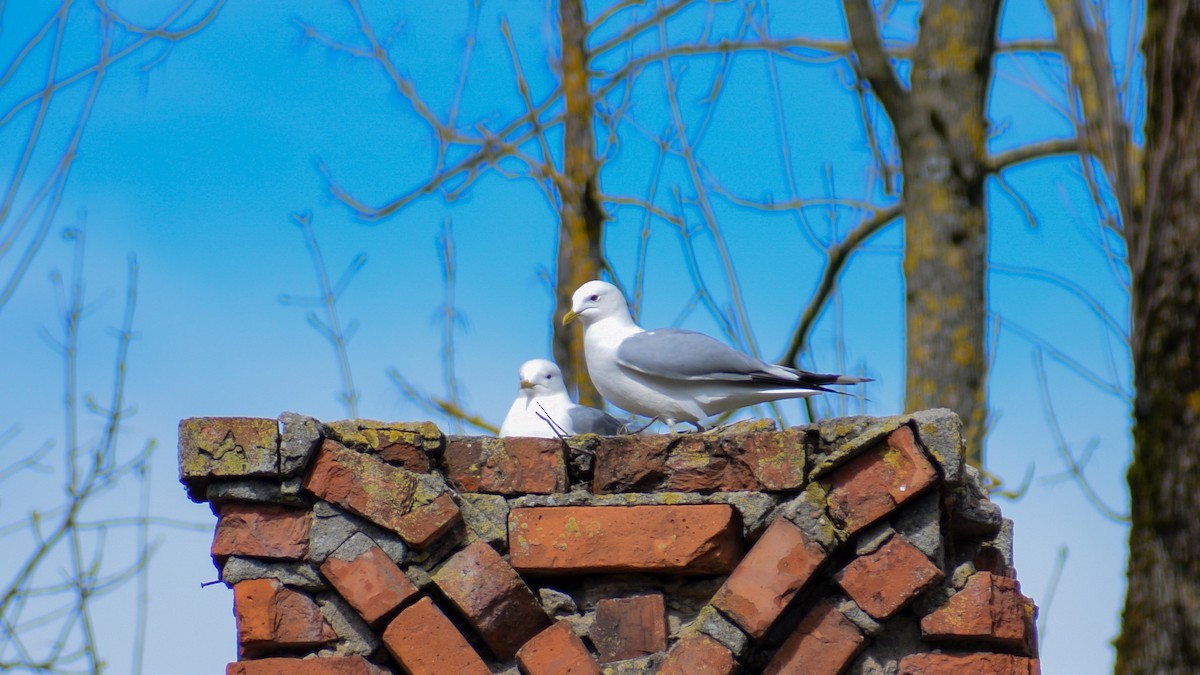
[179,409,1039,674]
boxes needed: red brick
[509,505,742,575]
[658,634,737,675]
[233,579,335,657]
[710,516,827,638]
[382,597,490,675]
[320,533,418,626]
[225,656,389,675]
[592,427,810,494]
[591,435,673,493]
[899,652,1041,674]
[920,572,1036,655]
[516,620,601,675]
[764,601,865,675]
[432,541,550,660]
[212,503,310,561]
[737,428,809,490]
[444,436,567,494]
[592,594,668,662]
[302,439,460,549]
[824,426,939,534]
[835,533,944,620]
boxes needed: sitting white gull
[499,359,626,438]
[563,280,871,431]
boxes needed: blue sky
[1,1,1135,672]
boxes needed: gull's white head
[564,280,629,327]
[517,359,568,398]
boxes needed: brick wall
[179,409,1039,674]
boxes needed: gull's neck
[588,308,642,339]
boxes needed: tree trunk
[553,0,606,407]
[1115,0,1200,669]
[844,0,999,463]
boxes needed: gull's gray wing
[567,405,627,435]
[616,329,843,390]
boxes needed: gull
[563,280,871,431]
[499,359,626,438]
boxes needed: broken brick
[824,425,939,534]
[764,601,865,675]
[432,541,550,660]
[320,532,418,626]
[711,516,827,638]
[212,502,310,561]
[899,652,1041,674]
[516,620,601,675]
[225,656,389,675]
[591,594,667,663]
[381,597,489,675]
[302,439,460,549]
[233,579,335,657]
[835,532,944,620]
[443,436,567,494]
[920,572,1037,655]
[658,634,737,675]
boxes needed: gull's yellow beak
[562,309,578,326]
[519,379,535,390]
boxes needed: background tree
[1114,0,1200,668]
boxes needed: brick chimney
[180,410,1039,674]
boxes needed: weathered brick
[509,505,742,575]
[710,516,826,638]
[516,620,601,675]
[444,436,567,494]
[432,541,550,660]
[736,428,810,490]
[212,502,310,561]
[920,572,1036,655]
[898,652,1041,674]
[592,594,667,663]
[320,532,418,626]
[179,417,279,501]
[658,634,736,675]
[824,426,939,534]
[835,532,944,620]
[225,655,389,675]
[325,419,443,472]
[592,425,807,494]
[233,579,335,657]
[592,435,673,493]
[381,597,489,675]
[302,439,460,549]
[763,601,865,675]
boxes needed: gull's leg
[688,420,706,432]
[631,417,660,434]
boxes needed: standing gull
[563,280,871,431]
[499,359,626,438]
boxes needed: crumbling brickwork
[179,410,1038,674]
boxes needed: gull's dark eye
[545,374,552,380]
[588,294,599,302]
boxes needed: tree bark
[553,0,606,407]
[1115,0,1200,670]
[844,0,999,463]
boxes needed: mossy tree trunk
[844,0,999,464]
[553,0,606,408]
[1115,0,1200,669]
